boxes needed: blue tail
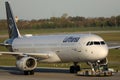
[5,2,21,39]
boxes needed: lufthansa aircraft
[0,2,120,75]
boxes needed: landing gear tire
[24,70,34,75]
[24,71,29,75]
[70,65,80,73]
[76,65,80,72]
[70,66,75,73]
[30,70,34,75]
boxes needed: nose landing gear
[76,62,115,76]
[87,61,108,72]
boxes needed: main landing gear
[69,62,81,73]
[24,70,34,75]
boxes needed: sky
[0,0,120,20]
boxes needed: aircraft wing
[108,46,120,49]
[107,41,120,49]
[0,52,51,59]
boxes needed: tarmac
[0,66,120,80]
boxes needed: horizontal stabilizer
[0,43,11,46]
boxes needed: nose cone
[94,46,108,60]
[98,46,108,59]
[86,45,109,61]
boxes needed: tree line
[0,14,120,30]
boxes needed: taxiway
[0,66,120,80]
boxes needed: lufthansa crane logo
[9,18,14,29]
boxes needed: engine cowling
[16,57,37,71]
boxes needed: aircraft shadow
[0,66,69,75]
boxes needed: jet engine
[16,57,37,71]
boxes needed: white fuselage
[12,34,108,63]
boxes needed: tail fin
[5,2,21,39]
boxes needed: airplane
[0,2,120,75]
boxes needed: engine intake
[16,57,37,71]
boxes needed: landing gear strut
[87,62,109,72]
[70,62,81,73]
[24,70,34,75]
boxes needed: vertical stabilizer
[5,2,21,39]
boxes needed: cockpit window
[86,41,90,46]
[90,42,93,45]
[94,42,100,45]
[86,41,105,46]
[101,41,105,45]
